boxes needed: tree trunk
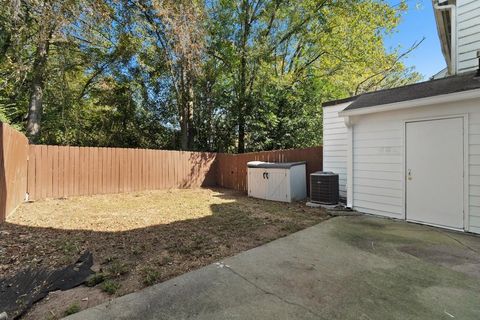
[187,83,195,150]
[26,30,51,143]
[179,96,189,150]
[179,65,196,151]
[179,65,188,150]
[237,0,250,154]
[180,117,188,150]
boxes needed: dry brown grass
[1,188,328,319]
[9,188,240,232]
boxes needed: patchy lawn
[0,188,328,319]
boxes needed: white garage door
[406,117,464,230]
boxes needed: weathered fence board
[26,146,218,201]
[0,123,29,220]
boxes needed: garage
[322,70,480,234]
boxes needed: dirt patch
[0,188,328,319]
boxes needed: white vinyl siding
[457,0,480,73]
[467,111,480,234]
[345,97,480,234]
[323,102,350,198]
[352,117,404,219]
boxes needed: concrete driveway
[66,216,480,320]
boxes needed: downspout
[434,1,457,75]
[344,116,354,209]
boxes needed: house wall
[322,102,351,198]
[351,116,404,218]
[457,0,480,73]
[349,97,480,234]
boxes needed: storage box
[247,161,307,203]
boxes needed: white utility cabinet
[247,161,307,203]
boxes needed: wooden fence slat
[35,146,42,200]
[90,147,95,195]
[106,148,111,194]
[161,151,166,189]
[111,148,117,194]
[27,145,36,201]
[46,146,53,198]
[58,147,64,198]
[145,149,149,190]
[142,148,146,190]
[67,147,72,197]
[78,147,83,196]
[84,147,89,196]
[132,149,137,191]
[118,148,123,193]
[80,147,91,195]
[82,147,88,196]
[123,149,128,193]
[94,147,99,195]
[73,147,79,196]
[159,150,164,190]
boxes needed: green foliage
[85,273,106,287]
[0,0,422,151]
[101,280,121,295]
[141,267,161,286]
[64,303,81,316]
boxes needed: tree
[0,0,422,152]
[205,0,421,152]
[2,0,111,142]
[135,0,206,150]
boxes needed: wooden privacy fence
[216,146,323,193]
[0,123,29,221]
[0,121,323,221]
[27,146,217,201]
[26,145,322,201]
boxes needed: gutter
[433,0,457,75]
[339,88,480,117]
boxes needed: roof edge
[322,95,358,107]
[339,87,480,117]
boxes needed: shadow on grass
[0,188,328,318]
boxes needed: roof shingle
[324,71,480,111]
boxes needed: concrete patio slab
[66,216,480,320]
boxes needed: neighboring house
[435,0,480,75]
[322,0,480,234]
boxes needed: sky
[384,0,446,80]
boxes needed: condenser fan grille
[310,172,339,205]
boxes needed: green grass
[64,303,81,316]
[101,280,121,294]
[142,267,161,286]
[105,260,130,277]
[85,273,106,287]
